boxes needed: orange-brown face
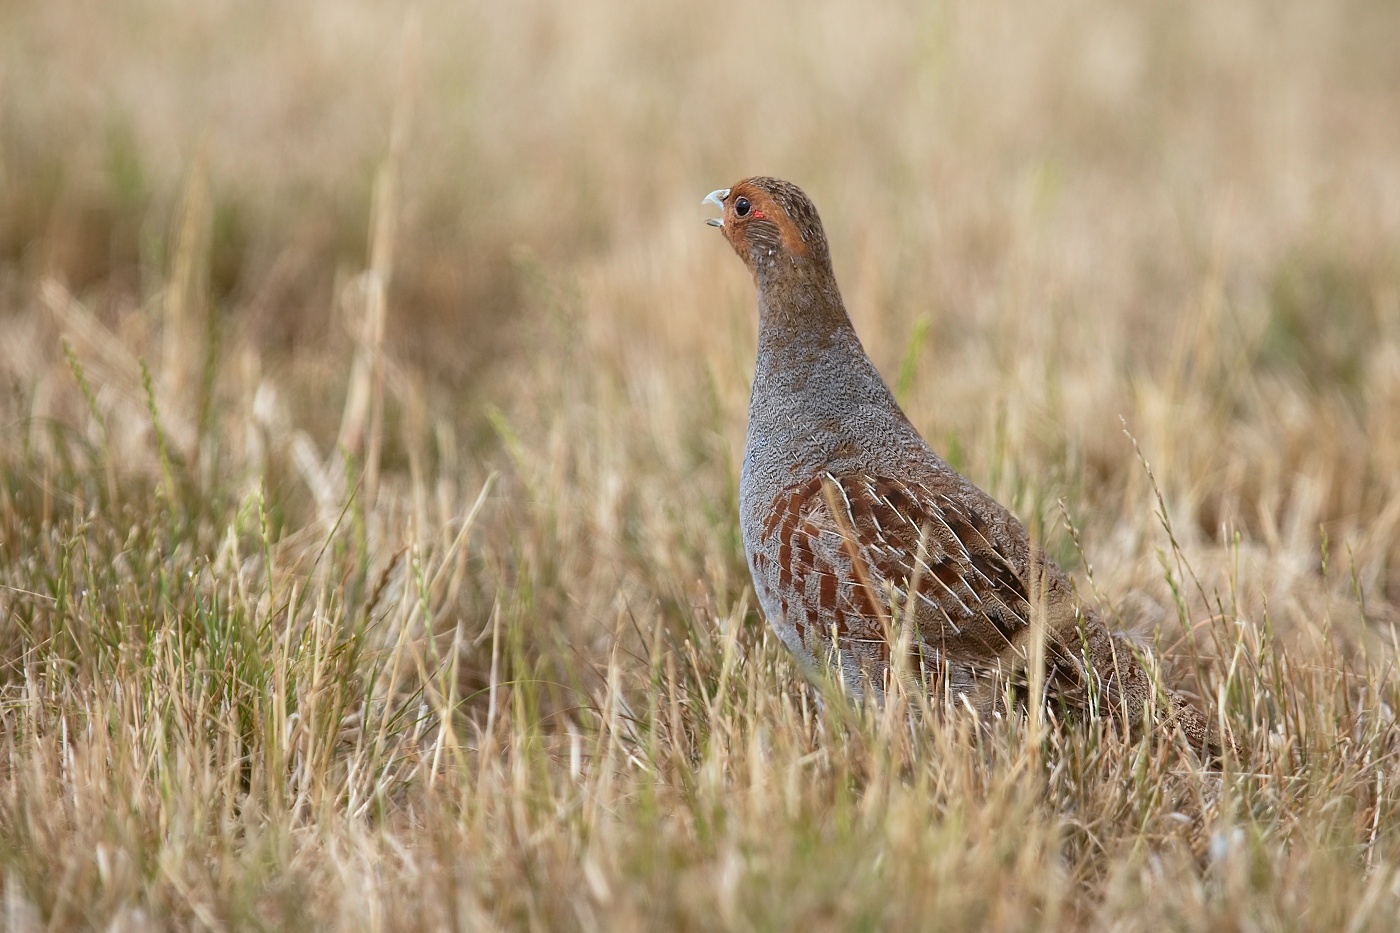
[703,177,826,274]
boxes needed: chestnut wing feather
[763,471,1033,661]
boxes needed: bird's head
[703,177,832,280]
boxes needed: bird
[703,176,1218,753]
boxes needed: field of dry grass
[2,0,1400,929]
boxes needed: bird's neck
[750,261,899,415]
[752,260,855,361]
[744,262,915,480]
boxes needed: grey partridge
[704,176,1217,752]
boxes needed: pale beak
[703,188,730,227]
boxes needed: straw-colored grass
[2,0,1399,929]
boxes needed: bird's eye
[734,197,751,217]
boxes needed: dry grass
[2,0,1400,929]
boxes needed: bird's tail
[1052,616,1233,760]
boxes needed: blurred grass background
[2,0,1400,929]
